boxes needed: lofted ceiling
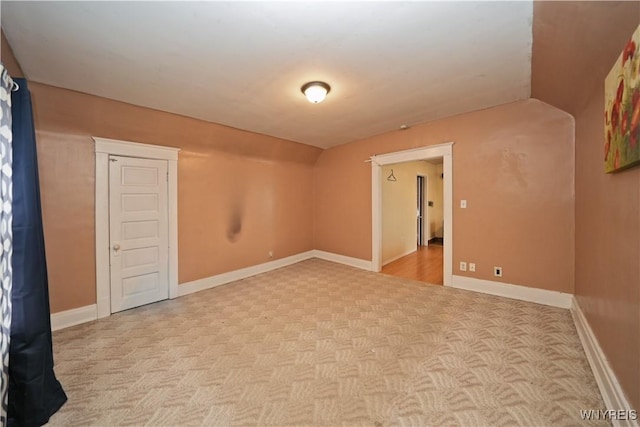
[1,1,533,149]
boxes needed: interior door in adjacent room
[109,155,169,313]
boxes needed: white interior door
[109,155,169,313]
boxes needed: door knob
[113,243,121,252]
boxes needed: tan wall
[381,161,425,264]
[8,9,638,407]
[380,160,442,264]
[381,163,414,264]
[532,1,640,408]
[314,99,575,293]
[11,79,320,313]
[431,164,444,238]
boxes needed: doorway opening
[371,143,453,287]
[378,158,445,285]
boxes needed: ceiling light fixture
[301,81,331,104]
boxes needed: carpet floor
[48,259,607,426]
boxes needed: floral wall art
[605,23,640,173]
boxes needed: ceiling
[2,1,533,149]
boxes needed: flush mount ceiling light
[301,81,331,104]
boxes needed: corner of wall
[528,97,575,122]
[1,30,25,78]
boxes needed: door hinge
[166,172,169,182]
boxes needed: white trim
[571,299,639,427]
[312,250,373,271]
[168,160,179,299]
[450,275,573,308]
[94,137,180,318]
[51,305,97,331]
[370,143,453,164]
[179,250,373,297]
[94,137,179,160]
[443,153,452,286]
[179,251,315,296]
[95,151,111,319]
[371,142,453,288]
[382,248,417,266]
[53,249,374,329]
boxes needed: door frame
[94,137,180,319]
[371,142,453,286]
[416,174,427,246]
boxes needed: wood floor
[381,244,443,285]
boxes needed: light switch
[460,200,467,208]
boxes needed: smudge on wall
[227,199,244,243]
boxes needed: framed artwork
[604,23,640,173]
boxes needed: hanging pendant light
[301,81,331,104]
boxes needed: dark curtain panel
[0,65,16,427]
[8,79,66,426]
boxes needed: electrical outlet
[268,251,274,258]
[469,263,476,272]
[460,261,467,271]
[460,200,467,208]
[494,266,502,277]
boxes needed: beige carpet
[48,259,608,426]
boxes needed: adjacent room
[0,1,638,426]
[381,159,445,285]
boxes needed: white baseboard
[51,304,97,331]
[311,250,372,271]
[571,298,638,427]
[49,250,371,330]
[96,296,110,319]
[450,275,573,309]
[178,251,316,297]
[382,248,416,266]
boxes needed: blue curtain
[0,65,15,427]
[8,79,66,426]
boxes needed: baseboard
[571,298,638,427]
[50,250,372,330]
[178,251,315,297]
[382,248,416,266]
[311,250,373,271]
[450,275,573,309]
[50,304,97,331]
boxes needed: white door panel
[122,220,159,240]
[109,156,169,313]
